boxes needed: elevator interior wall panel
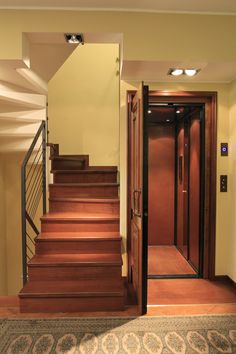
[148,124,175,245]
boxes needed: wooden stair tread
[38,231,121,239]
[50,155,87,161]
[88,166,117,171]
[29,253,122,266]
[52,169,117,174]
[49,197,119,203]
[49,183,119,187]
[41,212,119,221]
[20,280,123,297]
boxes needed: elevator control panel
[220,175,228,192]
[221,143,228,156]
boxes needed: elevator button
[221,143,228,156]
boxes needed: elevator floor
[148,246,196,275]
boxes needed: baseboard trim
[213,275,236,288]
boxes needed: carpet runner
[0,315,235,353]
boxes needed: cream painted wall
[0,154,48,295]
[0,157,7,294]
[0,154,24,295]
[120,80,232,278]
[0,11,236,63]
[48,44,120,166]
[4,154,24,294]
[228,79,236,281]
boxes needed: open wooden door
[130,83,148,314]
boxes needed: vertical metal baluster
[21,121,47,286]
[21,164,27,285]
[42,121,47,215]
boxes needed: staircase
[19,146,124,312]
[0,77,47,153]
[0,34,78,153]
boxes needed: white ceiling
[122,60,236,83]
[1,0,236,14]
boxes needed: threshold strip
[147,303,236,307]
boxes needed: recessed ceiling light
[176,110,181,114]
[64,33,84,44]
[168,68,200,77]
[169,69,184,76]
[148,110,152,114]
[166,119,170,122]
[184,69,199,77]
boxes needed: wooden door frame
[127,90,217,290]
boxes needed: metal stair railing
[21,121,47,285]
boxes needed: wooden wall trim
[213,275,236,289]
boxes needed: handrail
[21,120,47,285]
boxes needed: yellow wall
[120,80,231,278]
[48,44,120,166]
[0,154,25,295]
[0,154,49,295]
[0,157,7,294]
[228,79,236,281]
[0,11,236,63]
[4,154,24,294]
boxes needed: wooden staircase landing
[19,149,124,312]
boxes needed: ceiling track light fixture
[168,68,183,76]
[184,69,199,76]
[64,33,84,44]
[168,68,200,77]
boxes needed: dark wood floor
[0,274,235,317]
[148,278,236,305]
[148,245,196,275]
[0,293,235,318]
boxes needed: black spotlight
[64,33,84,44]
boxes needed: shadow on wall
[0,153,43,295]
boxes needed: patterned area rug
[0,315,236,353]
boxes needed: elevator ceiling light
[169,69,184,76]
[184,69,198,76]
[64,33,84,44]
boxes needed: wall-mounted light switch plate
[220,175,227,192]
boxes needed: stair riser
[51,160,86,171]
[49,200,120,214]
[20,296,124,312]
[53,172,117,183]
[36,240,121,254]
[28,266,122,281]
[49,185,118,198]
[41,220,119,232]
